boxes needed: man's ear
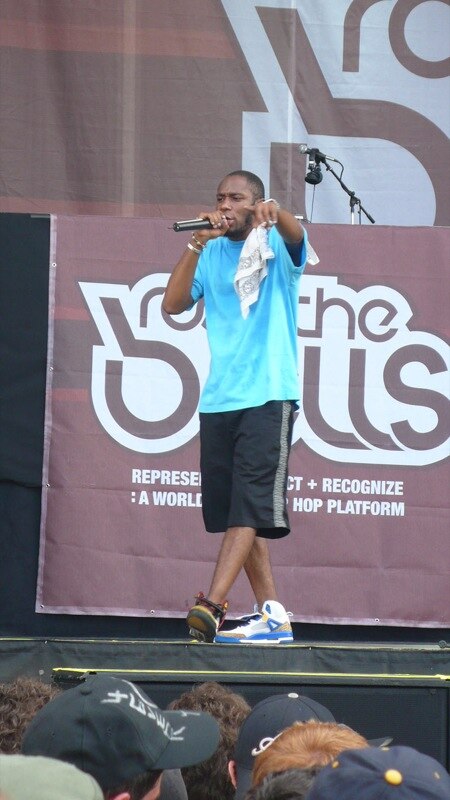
[228,759,237,788]
[109,794,130,800]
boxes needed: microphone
[299,144,339,163]
[305,160,323,185]
[172,218,214,232]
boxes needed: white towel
[234,225,274,318]
[306,239,320,265]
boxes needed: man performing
[163,170,309,644]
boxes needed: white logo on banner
[79,274,209,453]
[80,274,449,465]
[295,275,449,465]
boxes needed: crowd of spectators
[0,676,448,800]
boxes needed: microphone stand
[322,160,375,225]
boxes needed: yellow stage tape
[51,667,450,681]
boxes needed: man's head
[169,681,251,800]
[231,691,392,799]
[0,754,103,800]
[0,676,61,754]
[104,768,163,800]
[231,693,336,800]
[216,171,265,241]
[305,745,450,800]
[252,720,369,786]
[21,675,219,798]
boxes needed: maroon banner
[1,1,449,227]
[37,217,450,626]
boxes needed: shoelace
[238,603,261,624]
[236,606,293,625]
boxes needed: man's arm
[162,212,228,315]
[162,242,201,315]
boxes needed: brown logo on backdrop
[80,271,449,464]
[261,2,449,226]
[101,296,199,439]
[78,275,208,453]
[295,275,450,464]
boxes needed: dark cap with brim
[234,693,336,800]
[305,745,450,800]
[233,693,392,800]
[22,675,219,791]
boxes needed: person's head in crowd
[245,768,318,800]
[231,691,391,800]
[21,674,220,800]
[252,720,369,786]
[0,753,103,800]
[305,745,450,800]
[0,676,61,754]
[168,681,251,800]
[230,693,336,800]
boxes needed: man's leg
[188,528,279,642]
[188,403,293,642]
[242,536,278,609]
[212,402,294,643]
[187,411,238,642]
[208,531,277,608]
[188,528,279,641]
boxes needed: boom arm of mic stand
[323,162,375,224]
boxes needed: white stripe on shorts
[273,400,291,527]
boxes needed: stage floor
[1,634,449,684]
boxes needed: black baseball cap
[233,693,391,799]
[305,745,450,800]
[22,675,219,791]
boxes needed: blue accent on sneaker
[214,626,293,644]
[214,600,294,644]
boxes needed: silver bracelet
[187,242,201,255]
[264,198,281,210]
[191,234,205,250]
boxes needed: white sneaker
[214,600,293,644]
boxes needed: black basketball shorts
[199,400,295,539]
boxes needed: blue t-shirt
[191,226,308,412]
